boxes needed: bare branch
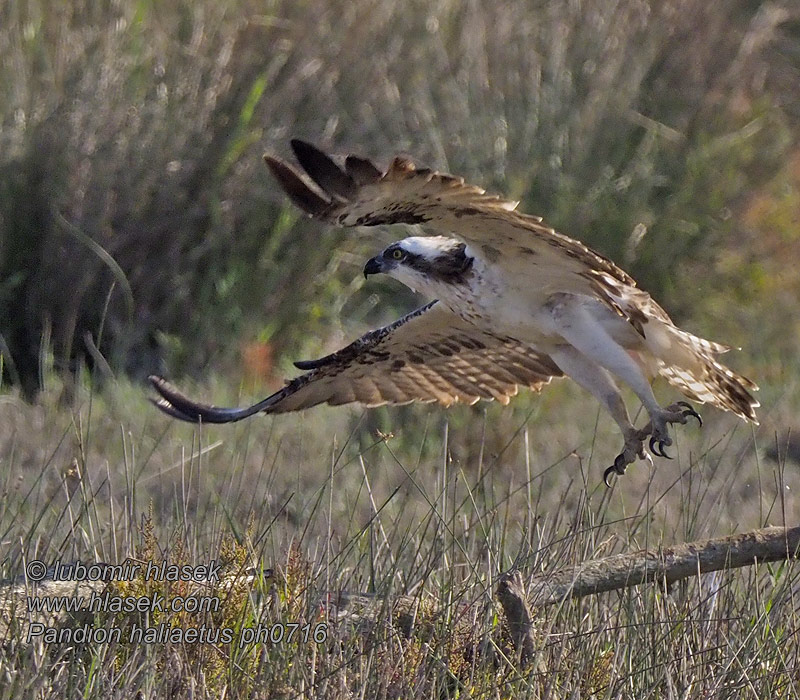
[521,525,800,608]
[496,571,536,663]
[496,525,800,660]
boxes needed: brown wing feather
[264,140,636,290]
[150,302,563,424]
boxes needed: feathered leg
[545,297,701,479]
[549,346,652,484]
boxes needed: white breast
[437,256,553,344]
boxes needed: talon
[659,442,672,460]
[649,436,665,458]
[604,454,628,487]
[676,401,702,426]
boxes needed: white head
[363,236,474,296]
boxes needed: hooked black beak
[363,256,383,279]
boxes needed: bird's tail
[643,323,759,423]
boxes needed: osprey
[151,140,758,484]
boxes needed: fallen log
[497,525,800,661]
[520,524,800,607]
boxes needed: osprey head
[363,236,474,293]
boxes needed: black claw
[648,437,674,459]
[604,455,628,487]
[676,401,702,426]
[649,436,664,458]
[650,437,673,459]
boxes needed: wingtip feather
[150,375,284,423]
[263,154,332,216]
[344,154,383,185]
[289,140,357,200]
[293,358,325,370]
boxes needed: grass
[1,371,800,698]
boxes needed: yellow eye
[391,249,404,260]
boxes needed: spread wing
[150,301,563,423]
[264,140,638,302]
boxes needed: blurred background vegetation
[1,0,799,399]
